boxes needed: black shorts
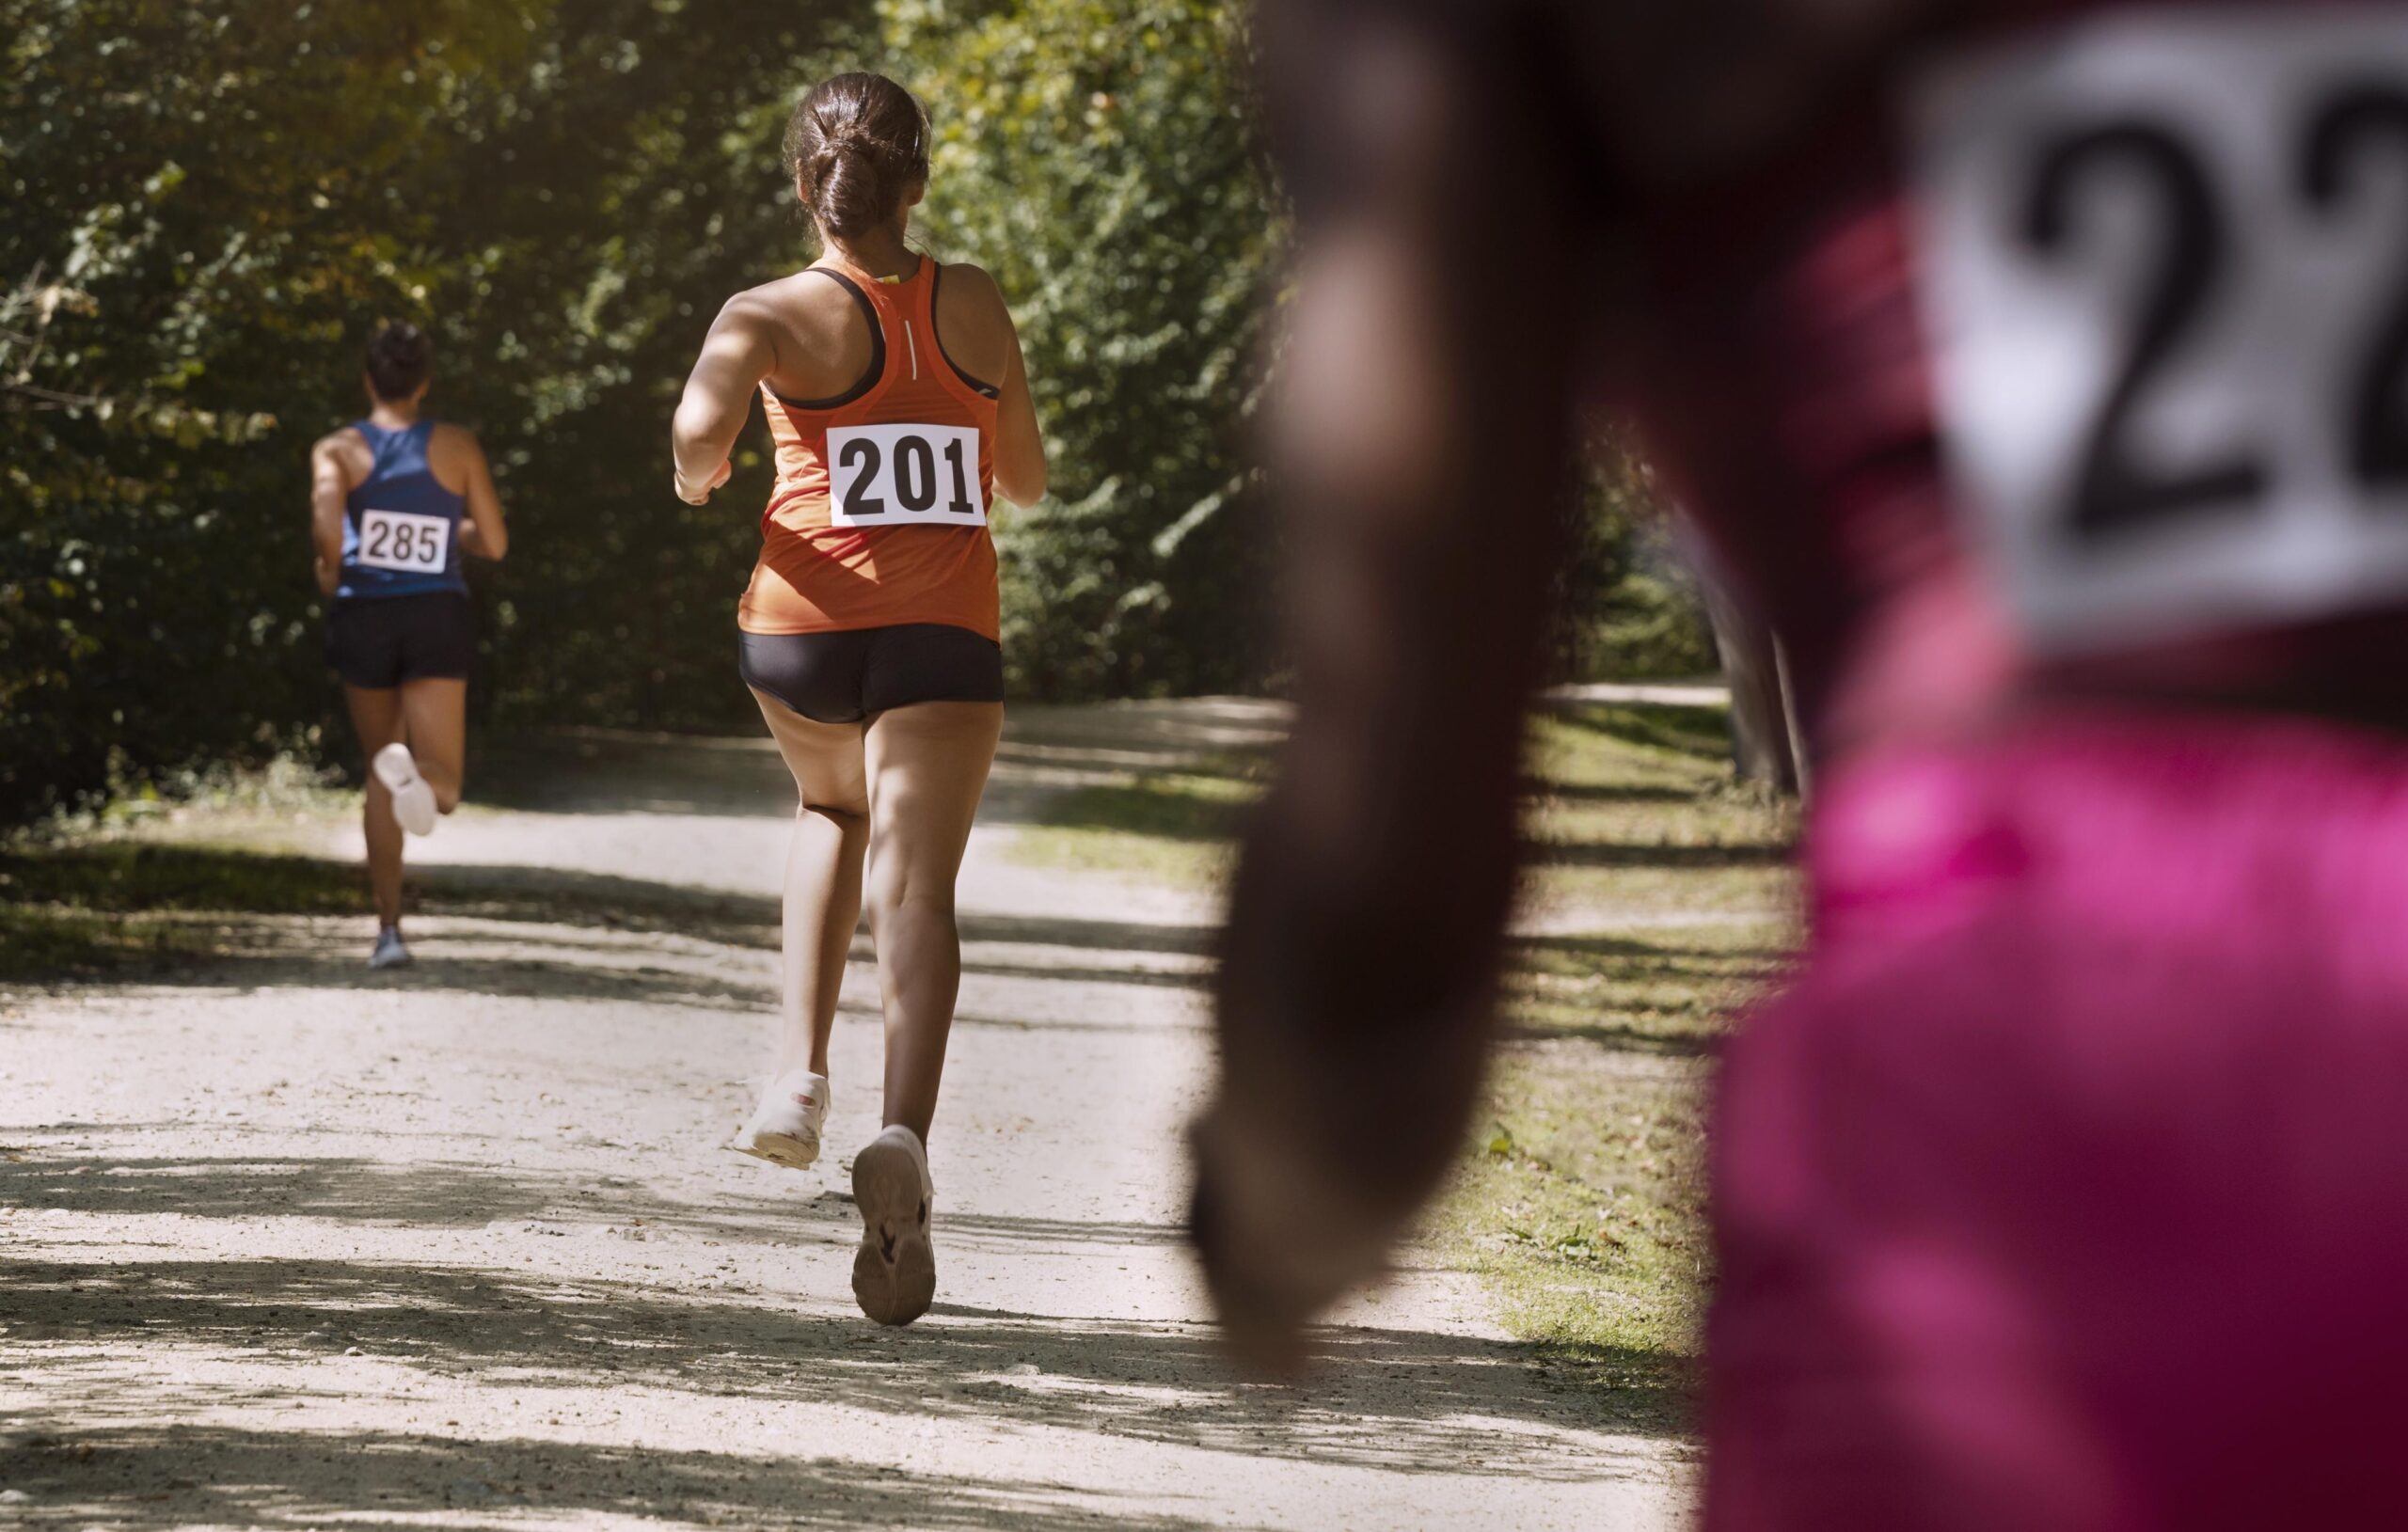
[326,592,475,690]
[738,624,1004,725]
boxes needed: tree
[879,0,1284,698]
[0,0,858,827]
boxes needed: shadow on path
[5,1254,1686,1477]
[0,1424,1252,1532]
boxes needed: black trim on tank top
[768,268,886,411]
[927,264,1003,400]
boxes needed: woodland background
[0,0,1708,829]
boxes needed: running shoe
[850,1124,936,1326]
[368,925,412,970]
[372,742,438,837]
[729,1069,831,1170]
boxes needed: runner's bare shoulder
[313,426,372,483]
[427,420,485,463]
[931,261,1014,387]
[752,269,876,401]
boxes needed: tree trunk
[1698,569,1800,795]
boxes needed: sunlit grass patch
[0,843,366,916]
[0,840,782,983]
[1004,767,1256,885]
[1536,701,1737,770]
[0,905,238,980]
[1430,1047,1710,1433]
[1504,921,1790,1053]
[0,843,359,981]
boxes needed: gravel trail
[0,702,1694,1529]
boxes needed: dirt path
[0,702,1696,1530]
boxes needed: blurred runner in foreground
[1199,3,2408,1524]
[310,323,509,970]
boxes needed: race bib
[356,508,452,574]
[1908,8,2408,653]
[826,423,987,529]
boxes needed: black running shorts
[738,624,1005,725]
[325,592,475,690]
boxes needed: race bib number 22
[1909,8,2408,652]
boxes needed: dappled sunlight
[1,702,1703,1527]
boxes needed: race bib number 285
[356,508,452,574]
[826,423,986,529]
[1909,8,2408,652]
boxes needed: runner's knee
[865,855,957,926]
[802,800,868,831]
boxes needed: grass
[0,841,364,981]
[0,840,783,984]
[1003,764,1259,885]
[1005,694,1800,1429]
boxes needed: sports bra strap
[768,268,885,411]
[927,264,1002,401]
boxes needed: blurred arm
[1195,1,1582,1367]
[939,263,1047,510]
[671,293,776,503]
[992,301,1047,509]
[450,429,509,561]
[309,434,350,597]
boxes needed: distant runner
[1205,2,2408,1526]
[310,322,509,970]
[671,71,1047,1325]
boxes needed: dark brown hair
[364,322,432,402]
[784,72,930,242]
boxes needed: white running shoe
[850,1124,936,1326]
[368,926,412,970]
[729,1070,831,1170]
[372,742,438,837]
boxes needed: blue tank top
[339,419,469,601]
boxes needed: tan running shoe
[850,1124,936,1326]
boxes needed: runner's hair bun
[785,72,930,242]
[364,321,432,402]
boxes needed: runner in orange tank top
[670,71,1048,1327]
[742,249,1003,639]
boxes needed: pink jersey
[1598,0,2408,758]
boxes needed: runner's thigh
[752,687,869,814]
[863,703,1003,878]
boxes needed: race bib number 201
[826,423,987,529]
[1909,8,2408,653]
[356,508,452,574]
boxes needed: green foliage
[1,0,857,828]
[1553,440,1718,684]
[2,0,1696,832]
[881,0,1282,698]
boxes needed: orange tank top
[738,257,1002,639]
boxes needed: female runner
[671,71,1046,1325]
[310,322,509,969]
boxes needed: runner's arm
[309,434,350,597]
[957,266,1047,508]
[671,293,777,504]
[448,428,509,561]
[1195,0,1582,1370]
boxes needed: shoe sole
[392,790,436,837]
[729,1130,819,1171]
[373,748,438,837]
[850,1137,935,1327]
